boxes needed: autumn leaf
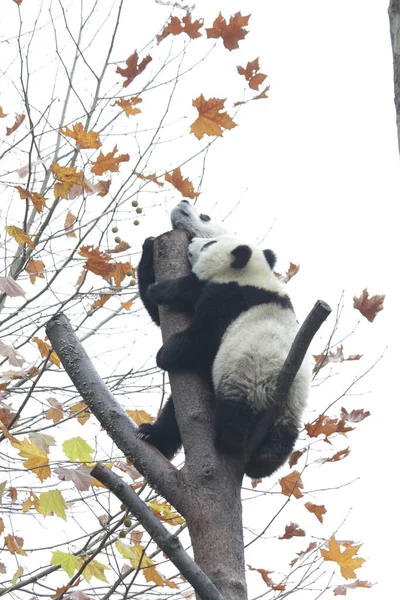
[45,398,64,423]
[313,345,362,373]
[127,409,153,425]
[62,436,94,463]
[6,114,25,136]
[70,401,91,425]
[92,179,111,196]
[15,186,47,213]
[340,407,370,423]
[13,0,23,5]
[190,95,237,139]
[279,470,304,499]
[248,566,285,591]
[278,522,305,540]
[115,540,178,588]
[29,432,56,453]
[121,300,133,310]
[323,448,350,463]
[4,225,35,249]
[290,542,318,566]
[206,12,250,50]
[5,534,27,556]
[77,556,110,583]
[78,245,114,279]
[92,294,112,309]
[165,167,200,199]
[305,415,353,442]
[305,502,327,523]
[353,288,385,322]
[157,12,203,43]
[112,96,142,117]
[51,163,91,199]
[32,337,61,368]
[0,276,25,297]
[321,536,365,580]
[38,489,67,520]
[64,210,77,238]
[136,172,164,187]
[148,500,185,526]
[275,262,300,284]
[116,51,152,87]
[51,550,79,577]
[108,240,131,253]
[0,106,7,118]
[289,449,305,467]
[25,259,45,284]
[59,122,101,149]
[0,518,4,534]
[90,146,130,176]
[333,580,373,596]
[54,465,93,492]
[110,261,134,287]
[9,436,51,481]
[0,404,17,426]
[237,58,267,90]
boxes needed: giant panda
[137,200,228,459]
[144,234,310,479]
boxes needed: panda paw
[137,423,179,460]
[147,281,170,305]
[142,237,155,251]
[137,423,154,441]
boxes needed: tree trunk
[389,0,400,154]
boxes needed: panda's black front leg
[156,330,197,373]
[148,273,203,314]
[137,237,160,325]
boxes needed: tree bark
[389,0,400,154]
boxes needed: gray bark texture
[389,0,400,154]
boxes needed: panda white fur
[145,234,310,478]
[137,201,228,459]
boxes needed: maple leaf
[51,163,91,199]
[77,556,110,583]
[248,566,285,591]
[353,288,385,322]
[59,122,101,149]
[237,58,267,90]
[304,502,327,523]
[323,448,351,463]
[321,536,365,580]
[54,465,93,492]
[289,448,305,467]
[90,145,130,176]
[108,240,131,253]
[70,401,91,425]
[290,542,318,566]
[110,261,134,287]
[92,179,111,196]
[340,407,370,422]
[274,262,300,284]
[116,540,177,588]
[4,225,35,249]
[25,259,45,284]
[0,276,25,297]
[313,345,362,373]
[127,408,153,425]
[9,437,51,481]
[116,51,152,87]
[112,96,142,117]
[6,114,25,136]
[0,518,4,535]
[45,398,64,423]
[0,341,25,367]
[29,432,56,453]
[0,106,8,118]
[157,12,203,43]
[190,95,237,139]
[333,580,373,596]
[0,403,17,426]
[62,436,94,463]
[78,245,114,279]
[136,172,164,187]
[278,522,305,540]
[32,337,60,368]
[8,487,17,502]
[165,167,200,199]
[206,12,250,50]
[5,534,27,556]
[15,186,47,213]
[305,415,354,442]
[64,210,77,238]
[38,489,67,520]
[92,294,112,309]
[51,550,79,577]
[279,470,304,499]
[121,300,133,310]
[148,500,185,526]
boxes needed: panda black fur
[137,201,228,460]
[146,234,310,479]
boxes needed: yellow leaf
[112,97,142,117]
[59,122,101,149]
[22,490,40,513]
[15,186,47,213]
[127,409,153,425]
[51,163,91,199]
[190,95,236,140]
[51,551,79,577]
[4,225,35,249]
[62,437,94,463]
[320,536,366,580]
[120,300,133,310]
[77,556,109,583]
[0,106,7,118]
[148,500,185,526]
[38,489,67,520]
[70,401,91,425]
[32,337,60,367]
[9,437,51,482]
[10,566,23,585]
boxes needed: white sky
[0,0,398,598]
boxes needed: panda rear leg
[137,395,182,459]
[245,419,299,479]
[215,388,258,454]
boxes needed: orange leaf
[90,145,130,176]
[92,294,112,309]
[353,288,385,322]
[237,58,267,91]
[279,470,304,499]
[248,566,285,591]
[136,172,164,187]
[157,13,203,43]
[110,261,133,287]
[59,122,101,149]
[165,167,199,199]
[6,114,25,136]
[116,51,152,87]
[78,246,114,279]
[0,106,7,118]
[127,409,153,425]
[305,415,353,442]
[190,95,236,140]
[313,344,362,373]
[4,225,35,249]
[5,534,27,556]
[206,12,250,51]
[32,337,61,368]
[70,401,90,425]
[25,259,45,284]
[8,436,51,482]
[64,211,77,238]
[121,300,133,310]
[290,541,318,566]
[45,398,64,424]
[279,522,305,540]
[274,262,300,284]
[112,97,142,117]
[304,502,327,523]
[323,448,350,463]
[15,186,47,213]
[51,163,91,199]
[22,490,40,513]
[321,536,365,580]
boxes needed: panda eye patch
[200,213,211,222]
[201,240,217,251]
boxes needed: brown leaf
[165,167,199,199]
[340,407,370,423]
[237,58,267,90]
[64,211,77,238]
[333,580,373,596]
[190,95,236,140]
[116,51,152,87]
[313,345,362,373]
[59,122,101,149]
[70,401,90,425]
[289,449,305,467]
[279,470,304,499]
[6,114,25,136]
[353,288,385,322]
[323,448,350,463]
[92,294,112,309]
[15,186,47,213]
[112,97,142,117]
[90,146,130,176]
[92,179,111,196]
[305,415,354,442]
[5,534,27,556]
[157,13,203,43]
[206,12,250,51]
[78,245,114,279]
[274,262,300,284]
[279,522,305,539]
[290,541,318,566]
[25,259,45,284]
[136,172,164,187]
[45,398,64,424]
[247,566,285,591]
[304,502,327,523]
[110,261,134,287]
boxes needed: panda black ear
[263,249,277,270]
[231,245,252,269]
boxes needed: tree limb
[92,464,223,600]
[389,0,400,155]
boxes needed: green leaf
[62,437,94,463]
[51,551,78,577]
[38,490,67,520]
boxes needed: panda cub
[146,234,310,479]
[137,200,228,460]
